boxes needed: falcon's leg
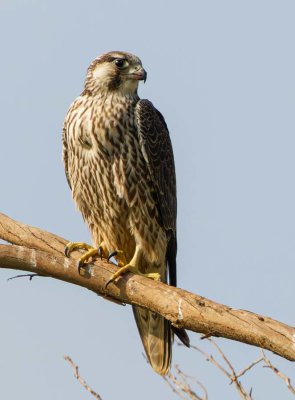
[64,241,108,273]
[106,245,161,288]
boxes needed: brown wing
[135,99,177,286]
[135,100,190,349]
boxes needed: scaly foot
[106,263,160,288]
[64,241,108,274]
[106,246,161,288]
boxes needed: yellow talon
[106,246,161,288]
[78,247,100,265]
[64,242,94,257]
[144,272,161,281]
[64,241,108,274]
[106,263,160,288]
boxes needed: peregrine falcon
[62,51,189,375]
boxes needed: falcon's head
[84,51,147,95]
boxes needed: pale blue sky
[1,1,295,399]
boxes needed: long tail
[132,238,189,375]
[132,305,172,375]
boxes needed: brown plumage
[62,51,189,375]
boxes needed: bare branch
[64,355,103,400]
[1,212,295,363]
[261,350,295,395]
[164,374,192,400]
[7,273,41,281]
[235,357,264,379]
[169,342,295,400]
[208,339,237,376]
[190,344,231,378]
[190,341,254,400]
[164,365,208,400]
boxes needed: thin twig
[164,366,207,400]
[261,350,295,395]
[164,374,190,400]
[168,337,295,400]
[175,365,208,400]
[190,344,230,378]
[206,339,253,398]
[207,338,236,375]
[64,355,103,400]
[7,273,41,281]
[174,341,256,400]
[236,357,264,379]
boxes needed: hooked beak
[130,67,147,83]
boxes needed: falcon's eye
[114,58,128,69]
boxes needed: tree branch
[64,355,103,399]
[1,212,295,362]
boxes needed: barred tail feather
[133,305,173,375]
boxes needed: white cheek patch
[92,63,113,81]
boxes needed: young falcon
[62,51,189,375]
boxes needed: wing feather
[62,117,72,190]
[135,99,177,286]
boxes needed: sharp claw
[105,277,115,289]
[64,246,70,257]
[105,279,112,289]
[98,246,103,260]
[77,260,84,275]
[108,251,118,262]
